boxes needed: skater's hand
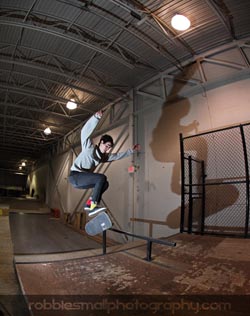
[132,144,140,152]
[95,111,103,119]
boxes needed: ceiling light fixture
[171,14,191,31]
[66,99,77,110]
[44,127,52,135]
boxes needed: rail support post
[102,230,107,255]
[146,240,153,261]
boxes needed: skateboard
[85,211,112,236]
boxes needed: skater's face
[99,141,113,153]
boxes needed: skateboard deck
[85,211,112,236]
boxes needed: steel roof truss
[0,42,123,97]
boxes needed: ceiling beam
[0,100,81,122]
[0,54,122,99]
[0,40,127,97]
[0,112,72,130]
[0,20,135,69]
[109,0,195,57]
[0,82,91,117]
[204,0,235,39]
[0,123,64,136]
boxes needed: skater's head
[98,134,113,153]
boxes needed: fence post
[188,155,193,234]
[201,160,206,234]
[240,125,250,238]
[179,133,185,233]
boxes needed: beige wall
[135,77,250,238]
[39,77,250,240]
[27,164,48,201]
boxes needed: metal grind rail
[102,228,176,261]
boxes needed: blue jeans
[68,171,109,203]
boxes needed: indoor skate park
[1,1,250,315]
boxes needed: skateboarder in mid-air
[68,110,140,217]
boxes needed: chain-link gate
[180,123,250,238]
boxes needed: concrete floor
[15,234,250,316]
[1,198,250,315]
[0,213,29,316]
[0,215,20,295]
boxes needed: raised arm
[81,111,102,149]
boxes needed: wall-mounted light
[19,166,22,170]
[66,99,77,110]
[171,14,191,31]
[44,127,52,135]
[21,162,26,167]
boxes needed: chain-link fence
[180,123,250,237]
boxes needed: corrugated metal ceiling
[0,0,250,173]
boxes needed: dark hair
[99,134,114,146]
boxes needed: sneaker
[84,197,92,211]
[87,202,106,217]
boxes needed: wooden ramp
[0,198,104,316]
[9,212,101,255]
[14,234,250,315]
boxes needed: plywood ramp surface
[9,212,101,254]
